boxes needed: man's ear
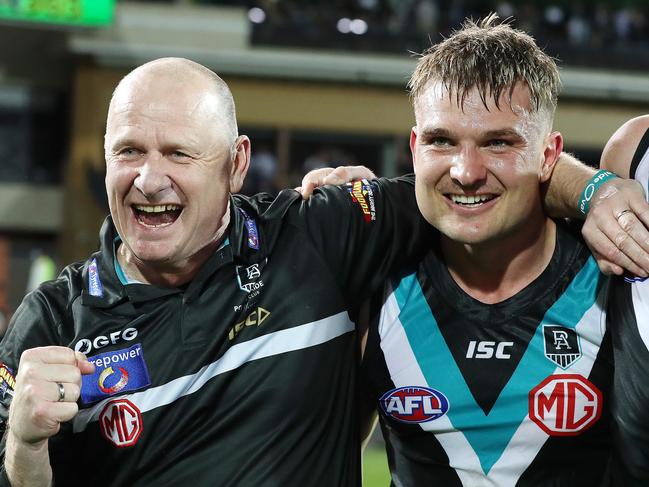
[539,131,563,183]
[409,127,418,174]
[229,135,251,193]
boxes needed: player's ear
[410,127,418,174]
[539,131,563,183]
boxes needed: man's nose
[449,147,488,188]
[133,155,171,198]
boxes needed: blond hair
[409,14,560,115]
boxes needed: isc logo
[529,374,602,436]
[380,386,449,424]
[466,340,513,359]
[99,398,143,447]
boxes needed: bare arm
[5,435,52,487]
[600,115,649,178]
[542,152,596,219]
[582,116,649,275]
[540,151,649,276]
[299,155,649,275]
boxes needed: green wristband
[578,169,618,215]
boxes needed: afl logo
[380,386,449,424]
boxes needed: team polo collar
[81,196,280,309]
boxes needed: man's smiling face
[104,73,236,269]
[410,80,560,246]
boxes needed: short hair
[408,14,560,116]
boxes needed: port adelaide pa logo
[380,386,449,424]
[236,259,267,293]
[543,325,581,369]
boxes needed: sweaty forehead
[415,81,534,118]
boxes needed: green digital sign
[0,0,115,27]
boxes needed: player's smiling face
[104,75,236,269]
[410,80,561,246]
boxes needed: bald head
[108,57,238,144]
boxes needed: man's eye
[118,148,140,158]
[430,137,452,147]
[488,139,509,147]
[172,151,188,159]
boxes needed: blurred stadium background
[0,1,648,484]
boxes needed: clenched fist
[9,346,95,445]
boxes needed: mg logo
[99,398,143,447]
[529,374,602,436]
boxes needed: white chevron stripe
[633,145,649,198]
[379,283,607,487]
[631,150,649,350]
[73,311,354,433]
[488,284,607,486]
[379,290,493,486]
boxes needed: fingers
[25,363,81,386]
[584,177,649,276]
[589,234,641,276]
[9,346,86,445]
[25,346,79,365]
[75,352,95,375]
[300,180,318,200]
[29,401,80,433]
[583,217,647,276]
[299,165,377,199]
[53,381,81,404]
[612,210,649,273]
[323,166,376,185]
[299,168,334,199]
[596,260,625,276]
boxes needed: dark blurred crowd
[187,0,649,69]
[246,0,647,46]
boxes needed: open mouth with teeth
[448,194,496,208]
[132,204,183,227]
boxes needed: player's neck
[441,217,557,304]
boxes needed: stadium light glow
[350,18,368,35]
[337,17,351,34]
[248,7,266,24]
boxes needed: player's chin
[440,222,492,245]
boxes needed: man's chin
[129,242,178,266]
[439,226,494,246]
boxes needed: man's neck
[116,243,220,287]
[116,204,231,288]
[441,217,557,304]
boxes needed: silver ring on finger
[56,382,65,402]
[616,209,632,221]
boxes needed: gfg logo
[74,327,138,354]
[380,386,449,424]
[529,374,601,436]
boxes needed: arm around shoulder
[600,115,649,177]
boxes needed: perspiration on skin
[410,80,561,248]
[103,58,250,286]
